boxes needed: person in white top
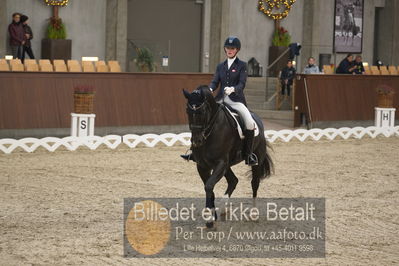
[303,57,320,74]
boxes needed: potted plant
[272,26,291,46]
[134,47,155,72]
[73,85,95,114]
[268,26,291,77]
[376,85,395,108]
[41,1,72,61]
[46,16,66,39]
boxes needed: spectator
[20,15,35,61]
[8,13,25,59]
[280,60,296,97]
[353,55,364,75]
[303,57,320,74]
[336,53,357,74]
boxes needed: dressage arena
[1,135,398,265]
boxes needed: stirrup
[245,153,258,166]
[180,150,195,162]
[181,153,192,161]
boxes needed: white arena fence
[0,126,398,154]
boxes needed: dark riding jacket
[209,57,248,106]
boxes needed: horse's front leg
[204,160,228,228]
[220,168,239,220]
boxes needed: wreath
[258,0,296,20]
[44,0,69,6]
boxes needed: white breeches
[219,95,256,130]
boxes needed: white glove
[224,86,235,95]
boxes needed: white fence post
[374,107,396,128]
[71,113,96,137]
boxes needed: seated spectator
[353,55,364,75]
[336,54,357,74]
[20,15,35,61]
[8,13,25,59]
[280,60,296,97]
[303,57,320,74]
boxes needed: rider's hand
[224,87,235,95]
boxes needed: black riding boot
[244,130,258,166]
[181,152,196,162]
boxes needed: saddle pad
[224,107,259,139]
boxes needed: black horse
[183,85,273,228]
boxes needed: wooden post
[53,6,59,19]
[274,19,280,32]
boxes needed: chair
[364,65,371,75]
[39,59,51,65]
[108,60,119,66]
[388,66,398,75]
[380,66,389,75]
[25,64,39,72]
[68,65,82,72]
[82,61,93,66]
[370,66,380,75]
[55,64,68,72]
[40,64,54,72]
[108,60,121,72]
[11,63,24,71]
[10,59,22,65]
[95,60,106,67]
[67,60,79,66]
[53,59,65,66]
[0,64,10,71]
[24,59,37,65]
[323,65,333,74]
[83,64,95,72]
[96,65,109,72]
[109,64,121,72]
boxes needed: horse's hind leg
[251,166,262,207]
[224,167,239,197]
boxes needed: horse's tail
[259,141,274,180]
[249,141,274,181]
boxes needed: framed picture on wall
[333,0,364,53]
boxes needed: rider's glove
[224,87,235,95]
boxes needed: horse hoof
[206,222,214,229]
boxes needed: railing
[1,126,398,154]
[265,47,290,103]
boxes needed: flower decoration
[258,0,296,20]
[44,0,69,6]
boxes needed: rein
[201,106,220,140]
[188,102,221,142]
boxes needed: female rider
[182,36,258,166]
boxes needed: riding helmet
[224,36,241,49]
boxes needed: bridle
[187,101,220,143]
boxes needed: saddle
[220,103,259,139]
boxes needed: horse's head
[183,85,217,147]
